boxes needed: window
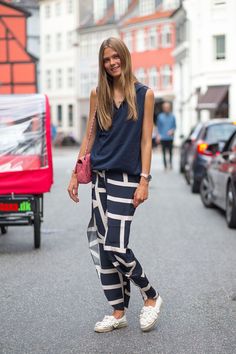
[136,29,145,52]
[56,33,62,51]
[94,0,107,22]
[67,0,73,13]
[148,27,157,50]
[57,105,62,127]
[161,65,172,89]
[46,70,52,89]
[229,134,236,152]
[55,1,61,16]
[114,0,129,19]
[214,35,226,60]
[80,73,90,98]
[148,67,159,90]
[45,5,51,18]
[135,68,147,85]
[139,0,155,16]
[56,69,62,88]
[124,32,133,52]
[45,35,51,53]
[67,68,74,88]
[68,105,74,127]
[161,24,172,47]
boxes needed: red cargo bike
[0,94,53,248]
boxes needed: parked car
[179,124,202,173]
[184,119,236,193]
[200,130,236,228]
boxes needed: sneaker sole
[94,322,128,333]
[140,316,159,332]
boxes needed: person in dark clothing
[67,37,162,333]
[156,102,176,169]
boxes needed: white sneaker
[94,315,128,333]
[139,295,163,332]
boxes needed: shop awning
[197,85,228,110]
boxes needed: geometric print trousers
[87,171,157,310]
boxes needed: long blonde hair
[97,37,138,130]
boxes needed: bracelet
[140,173,152,182]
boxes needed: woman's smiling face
[103,47,122,78]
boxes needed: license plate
[0,200,32,213]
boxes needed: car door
[217,134,236,208]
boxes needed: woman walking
[68,37,162,333]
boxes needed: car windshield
[204,123,236,144]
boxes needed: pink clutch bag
[76,153,92,184]
[75,106,96,184]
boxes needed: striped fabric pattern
[87,171,157,310]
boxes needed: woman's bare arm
[67,88,97,203]
[76,88,98,160]
[133,89,154,208]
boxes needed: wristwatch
[140,173,152,182]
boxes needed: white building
[173,0,236,143]
[39,0,92,141]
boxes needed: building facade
[39,0,84,141]
[121,7,177,114]
[10,0,40,89]
[173,0,236,142]
[0,0,37,93]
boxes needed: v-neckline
[113,99,124,110]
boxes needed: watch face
[147,175,152,182]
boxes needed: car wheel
[226,182,236,229]
[200,176,214,208]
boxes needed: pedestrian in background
[68,37,162,333]
[156,102,176,170]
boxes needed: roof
[11,0,39,9]
[0,0,31,16]
[123,10,174,25]
[80,0,138,29]
[170,3,184,18]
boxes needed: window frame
[161,65,172,89]
[161,24,172,48]
[68,104,74,127]
[57,105,63,127]
[214,34,226,61]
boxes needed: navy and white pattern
[87,171,157,310]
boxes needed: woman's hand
[67,173,79,203]
[133,180,149,208]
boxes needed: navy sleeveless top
[91,82,149,175]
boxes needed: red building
[0,0,37,94]
[121,9,176,108]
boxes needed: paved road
[0,148,236,354]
